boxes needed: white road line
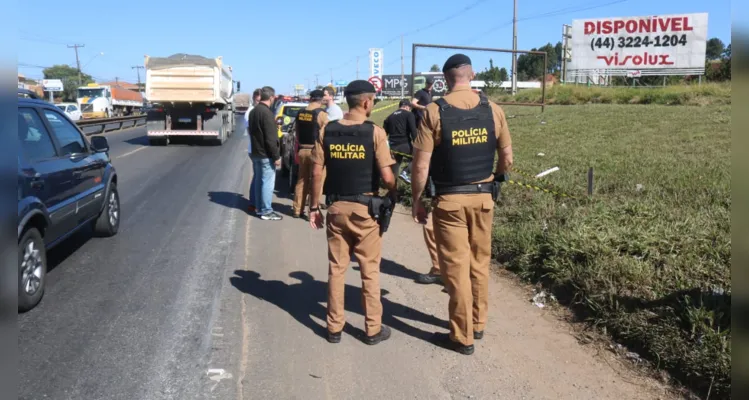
[116,146,148,159]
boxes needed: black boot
[416,273,441,285]
[474,331,484,340]
[364,325,392,345]
[327,330,342,344]
[431,333,474,355]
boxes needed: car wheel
[18,227,46,312]
[94,184,120,237]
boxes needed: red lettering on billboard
[584,16,694,35]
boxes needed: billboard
[381,74,448,97]
[369,48,383,78]
[570,13,708,74]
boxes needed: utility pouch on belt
[368,196,394,235]
[491,182,500,201]
[425,176,436,199]
[492,173,508,201]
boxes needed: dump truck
[77,83,144,119]
[144,54,236,146]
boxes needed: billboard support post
[410,44,416,99]
[412,43,547,111]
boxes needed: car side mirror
[90,136,109,153]
[276,117,284,126]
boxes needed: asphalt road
[18,119,250,400]
[18,118,672,400]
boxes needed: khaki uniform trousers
[432,193,494,346]
[293,148,326,215]
[422,211,440,275]
[326,201,383,336]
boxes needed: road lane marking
[116,146,148,159]
[237,214,250,400]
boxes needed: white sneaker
[260,212,283,221]
[399,171,411,184]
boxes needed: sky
[17,0,733,94]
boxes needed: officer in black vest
[308,80,397,345]
[410,54,514,355]
[292,89,328,218]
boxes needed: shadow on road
[207,191,250,213]
[354,259,420,281]
[230,269,447,343]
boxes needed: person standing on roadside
[245,88,261,133]
[410,54,513,355]
[292,89,328,218]
[383,99,417,182]
[322,86,344,122]
[308,80,397,345]
[248,86,284,221]
[411,76,434,128]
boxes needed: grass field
[492,82,731,106]
[370,99,731,397]
[493,104,730,397]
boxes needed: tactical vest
[323,121,379,196]
[430,94,497,186]
[296,107,327,145]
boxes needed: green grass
[491,83,731,106]
[381,102,731,397]
[493,104,731,398]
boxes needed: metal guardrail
[76,115,147,136]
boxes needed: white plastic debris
[537,152,545,157]
[636,184,644,192]
[532,291,555,308]
[536,166,560,178]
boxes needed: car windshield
[282,106,304,118]
[78,88,104,98]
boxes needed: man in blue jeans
[247,86,283,221]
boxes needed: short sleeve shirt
[311,113,394,170]
[412,89,432,122]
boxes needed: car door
[67,104,82,121]
[18,107,78,243]
[41,108,106,227]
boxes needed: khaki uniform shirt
[413,85,512,183]
[311,112,395,211]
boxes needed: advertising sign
[41,79,64,92]
[334,80,348,87]
[368,76,383,92]
[369,48,383,78]
[381,74,448,97]
[570,13,708,71]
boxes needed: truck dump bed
[145,54,232,104]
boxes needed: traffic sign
[42,79,64,92]
[368,76,383,92]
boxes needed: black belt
[326,194,373,205]
[434,182,494,196]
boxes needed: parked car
[56,103,82,121]
[17,92,120,312]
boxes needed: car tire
[18,227,46,312]
[94,184,120,237]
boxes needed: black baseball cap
[398,99,411,107]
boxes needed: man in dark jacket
[383,99,418,182]
[248,86,283,220]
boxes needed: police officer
[383,99,418,181]
[292,89,328,218]
[410,54,514,355]
[308,80,398,345]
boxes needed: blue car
[17,90,120,312]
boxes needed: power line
[309,0,490,81]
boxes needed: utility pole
[356,56,360,79]
[330,68,333,86]
[400,35,405,99]
[115,77,119,85]
[314,74,319,88]
[131,65,144,90]
[511,0,518,95]
[68,44,85,85]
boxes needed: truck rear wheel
[149,137,167,146]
